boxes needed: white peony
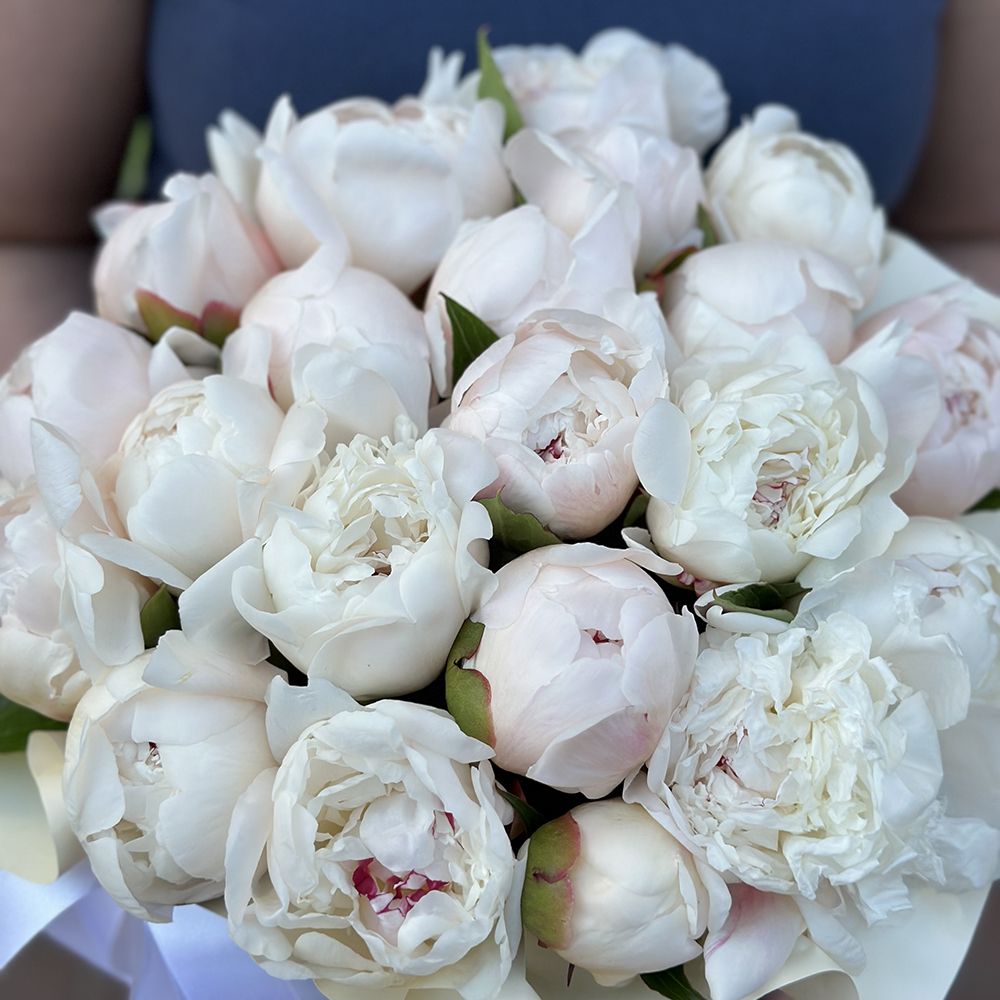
[0,314,216,487]
[446,298,671,539]
[232,417,496,700]
[706,105,885,300]
[94,173,280,337]
[237,242,431,412]
[254,93,512,292]
[633,328,939,586]
[424,198,637,396]
[664,241,863,363]
[449,544,694,798]
[855,283,1000,516]
[62,634,277,921]
[225,678,520,999]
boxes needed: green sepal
[444,620,495,747]
[521,812,581,950]
[479,495,561,554]
[442,294,500,388]
[0,697,67,755]
[476,28,524,141]
[140,585,181,649]
[135,290,200,343]
[622,491,650,529]
[712,580,805,623]
[697,204,719,248]
[641,967,707,1000]
[971,489,1000,512]
[200,301,242,347]
[498,788,547,836]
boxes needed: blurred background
[0,0,998,996]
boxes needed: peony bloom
[106,375,326,587]
[225,678,520,999]
[521,800,719,987]
[237,243,431,412]
[706,105,885,300]
[94,173,280,337]
[423,198,637,395]
[0,487,89,720]
[664,241,863,363]
[255,93,512,293]
[448,544,694,798]
[446,298,671,539]
[855,283,1000,516]
[0,314,216,487]
[232,417,496,701]
[62,634,277,921]
[633,329,939,586]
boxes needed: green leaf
[444,620,495,746]
[623,492,650,529]
[498,788,546,835]
[135,291,199,343]
[971,489,1000,512]
[697,204,719,248]
[713,580,805,623]
[476,28,524,141]
[140,585,181,649]
[115,114,153,201]
[0,697,67,755]
[479,495,561,553]
[442,294,500,388]
[641,967,707,1000]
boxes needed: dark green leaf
[479,495,561,553]
[476,28,524,141]
[623,492,650,529]
[498,788,547,835]
[0,697,66,755]
[115,115,153,201]
[641,967,707,1000]
[713,581,805,623]
[697,204,719,248]
[444,620,495,746]
[442,294,501,388]
[140,585,181,649]
[971,489,1000,512]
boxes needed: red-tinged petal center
[352,858,450,918]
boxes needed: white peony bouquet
[4,25,1000,1000]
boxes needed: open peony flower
[664,241,864,363]
[0,487,89,720]
[521,800,721,987]
[446,297,671,539]
[855,283,1000,516]
[237,242,431,412]
[232,417,496,700]
[62,634,277,921]
[0,314,216,487]
[633,328,939,586]
[254,93,512,292]
[225,678,520,1000]
[424,198,637,396]
[706,105,885,301]
[94,173,280,338]
[448,544,693,798]
[102,375,326,588]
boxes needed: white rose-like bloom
[706,105,885,301]
[232,417,496,700]
[225,679,519,999]
[654,614,948,926]
[106,375,326,587]
[449,544,694,798]
[521,800,719,987]
[94,173,280,336]
[855,284,1000,516]
[0,314,216,487]
[664,241,864,363]
[255,93,512,293]
[62,634,277,921]
[446,298,670,539]
[424,198,637,396]
[238,243,431,411]
[634,329,939,586]
[0,487,88,720]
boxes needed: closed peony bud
[706,105,885,301]
[521,800,711,987]
[447,544,695,798]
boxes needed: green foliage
[140,585,181,649]
[477,28,524,140]
[0,697,66,755]
[444,620,494,746]
[713,580,805,624]
[480,495,561,554]
[641,967,707,1000]
[442,294,501,387]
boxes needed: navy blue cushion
[147,0,947,208]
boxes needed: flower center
[352,858,450,918]
[944,388,982,426]
[536,433,567,462]
[751,480,796,527]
